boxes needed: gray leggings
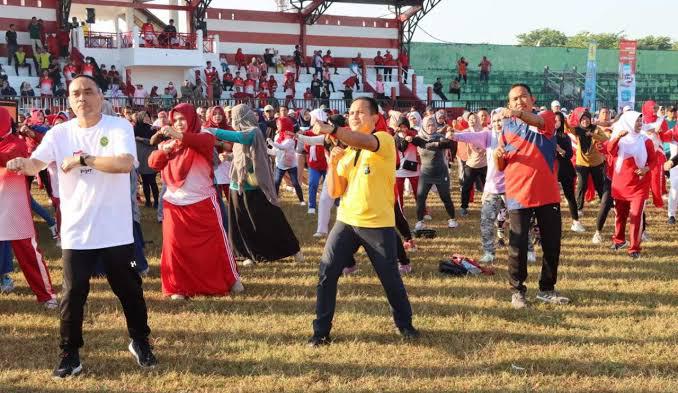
[416,179,455,221]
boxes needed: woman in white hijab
[608,111,656,259]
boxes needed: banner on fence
[582,41,597,112]
[617,40,637,112]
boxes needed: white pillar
[132,26,140,48]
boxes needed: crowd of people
[2,67,677,377]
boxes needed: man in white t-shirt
[6,75,157,379]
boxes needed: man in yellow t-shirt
[308,97,417,346]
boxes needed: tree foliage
[516,29,677,50]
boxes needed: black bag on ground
[413,228,437,238]
[438,261,467,276]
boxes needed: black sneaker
[307,335,332,347]
[669,216,676,225]
[460,208,469,217]
[611,241,628,251]
[128,339,158,368]
[52,350,82,379]
[398,325,420,340]
[629,252,641,260]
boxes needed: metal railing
[84,32,120,49]
[83,31,215,51]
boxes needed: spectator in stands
[46,33,59,59]
[322,67,335,92]
[433,78,447,101]
[311,74,322,99]
[263,48,275,74]
[448,79,461,100]
[222,69,234,91]
[133,84,148,108]
[5,24,18,66]
[319,81,331,109]
[374,74,386,101]
[28,17,43,50]
[322,50,338,75]
[161,19,177,47]
[141,18,158,47]
[166,81,177,98]
[398,50,410,84]
[205,60,219,85]
[39,70,54,97]
[35,47,50,73]
[233,72,244,93]
[457,57,468,84]
[0,65,6,82]
[14,46,32,76]
[20,82,34,97]
[283,76,295,108]
[352,52,365,75]
[62,60,76,90]
[82,57,95,77]
[383,50,395,82]
[235,48,246,71]
[479,56,492,83]
[211,76,222,100]
[343,73,360,92]
[374,50,384,77]
[303,88,314,106]
[193,79,204,99]
[339,81,353,108]
[57,27,70,58]
[268,74,278,96]
[247,58,260,81]
[312,50,324,78]
[244,74,256,97]
[294,44,309,81]
[108,65,120,82]
[1,81,17,96]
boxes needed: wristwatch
[79,154,90,166]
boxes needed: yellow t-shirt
[336,131,395,228]
[38,53,50,69]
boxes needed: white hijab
[612,111,647,173]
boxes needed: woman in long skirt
[211,104,302,266]
[148,103,242,299]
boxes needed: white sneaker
[447,219,459,228]
[299,201,306,206]
[479,253,495,264]
[527,251,537,263]
[43,298,59,310]
[170,294,186,301]
[308,208,316,214]
[242,258,255,267]
[313,232,327,238]
[592,231,602,244]
[231,279,245,294]
[641,232,650,242]
[423,214,433,221]
[414,221,426,231]
[294,251,305,263]
[570,221,586,233]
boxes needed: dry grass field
[1,182,677,393]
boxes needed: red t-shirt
[374,55,384,66]
[322,55,333,65]
[609,137,656,200]
[244,78,256,94]
[384,53,395,66]
[480,59,492,72]
[82,63,94,77]
[235,52,245,64]
[205,67,218,84]
[256,91,269,107]
[39,76,53,95]
[303,130,327,171]
[268,79,278,93]
[234,77,244,87]
[457,60,467,75]
[303,91,313,100]
[223,72,233,82]
[63,65,77,81]
[502,111,560,210]
[343,76,358,89]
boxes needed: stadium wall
[0,0,58,57]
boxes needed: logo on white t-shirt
[100,136,109,147]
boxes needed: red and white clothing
[303,130,327,172]
[81,63,94,77]
[63,64,77,83]
[244,78,256,95]
[609,112,656,254]
[205,66,218,84]
[0,130,56,302]
[39,76,54,96]
[148,104,239,297]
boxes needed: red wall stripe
[210,31,398,49]
[206,8,397,29]
[3,0,57,7]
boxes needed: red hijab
[276,116,295,143]
[642,100,668,131]
[204,106,229,129]
[163,103,202,188]
[0,106,11,138]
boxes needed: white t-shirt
[31,115,138,250]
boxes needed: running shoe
[511,292,528,309]
[43,298,59,310]
[342,265,359,276]
[591,231,603,244]
[527,251,536,263]
[611,241,628,251]
[479,253,495,264]
[52,350,82,379]
[447,219,459,228]
[414,221,426,231]
[0,274,14,293]
[128,339,158,368]
[570,221,586,233]
[536,290,570,305]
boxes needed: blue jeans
[274,166,304,202]
[308,168,326,209]
[0,241,13,275]
[31,197,55,227]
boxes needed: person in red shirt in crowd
[322,50,338,75]
[205,61,218,85]
[267,75,278,96]
[141,19,158,47]
[608,111,656,259]
[234,48,246,72]
[457,57,469,84]
[343,74,360,91]
[383,50,395,82]
[233,71,244,93]
[303,88,313,101]
[398,50,410,84]
[62,61,77,91]
[243,74,256,97]
[373,50,384,78]
[39,70,54,106]
[494,83,569,309]
[301,125,328,214]
[222,69,234,91]
[108,65,120,81]
[478,56,492,83]
[258,77,269,93]
[81,58,95,77]
[283,76,295,108]
[57,27,70,58]
[641,100,669,209]
[46,33,59,59]
[352,52,365,75]
[0,106,57,309]
[256,89,269,109]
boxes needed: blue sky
[211,0,678,45]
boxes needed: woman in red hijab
[205,106,233,201]
[148,103,242,299]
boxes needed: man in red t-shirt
[397,50,409,84]
[222,70,234,91]
[373,50,384,78]
[39,71,53,96]
[283,76,295,108]
[478,56,492,83]
[256,90,269,108]
[494,83,568,309]
[204,61,218,85]
[383,50,395,82]
[141,19,158,47]
[268,75,278,96]
[243,75,256,96]
[233,72,244,93]
[322,50,338,75]
[62,62,77,91]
